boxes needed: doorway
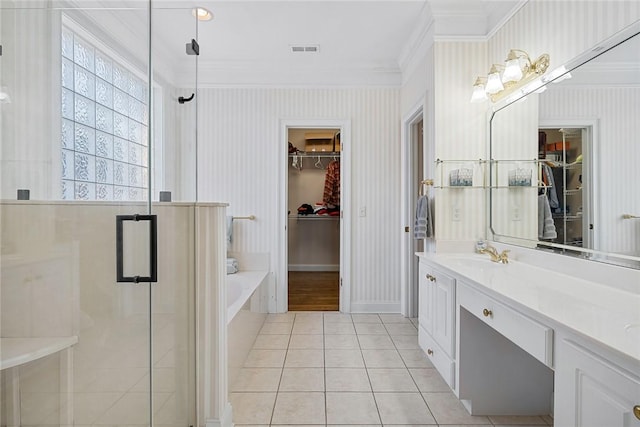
[287,128,341,311]
[278,120,351,313]
[538,124,593,252]
[401,105,427,318]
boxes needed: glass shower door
[0,2,198,426]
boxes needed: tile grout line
[383,316,438,424]
[268,312,295,426]
[357,313,384,426]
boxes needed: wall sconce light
[471,49,550,103]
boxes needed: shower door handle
[116,214,158,283]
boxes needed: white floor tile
[289,334,324,349]
[351,314,382,323]
[361,349,405,368]
[358,334,395,349]
[271,392,326,425]
[368,368,418,392]
[325,368,372,392]
[325,334,360,349]
[379,314,413,324]
[324,322,356,334]
[489,415,548,425]
[390,334,420,349]
[244,349,287,368]
[265,313,296,323]
[422,392,490,425]
[279,368,324,391]
[355,323,388,335]
[260,322,294,335]
[232,368,282,392]
[399,348,433,368]
[374,392,436,424]
[253,334,291,349]
[323,313,353,323]
[326,392,381,424]
[385,323,419,336]
[409,368,450,392]
[229,392,276,424]
[285,349,325,367]
[292,320,324,335]
[325,349,365,368]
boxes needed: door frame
[539,119,597,253]
[401,99,427,318]
[277,118,352,313]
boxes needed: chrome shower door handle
[116,214,158,283]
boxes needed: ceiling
[147,0,525,86]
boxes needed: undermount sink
[436,254,510,273]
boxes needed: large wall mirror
[489,20,640,269]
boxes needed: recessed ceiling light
[192,7,213,21]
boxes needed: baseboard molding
[288,264,339,272]
[349,302,401,313]
[205,402,233,427]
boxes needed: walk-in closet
[287,128,341,310]
[538,127,590,249]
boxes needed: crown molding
[182,61,403,88]
[485,0,528,40]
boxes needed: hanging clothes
[323,159,340,207]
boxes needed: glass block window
[61,26,148,201]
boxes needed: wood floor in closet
[288,271,339,311]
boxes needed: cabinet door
[418,262,434,334]
[556,339,640,427]
[432,268,456,358]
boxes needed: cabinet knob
[634,405,640,420]
[482,308,493,317]
[425,274,436,282]
[427,349,433,355]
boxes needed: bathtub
[227,270,269,391]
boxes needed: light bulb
[485,66,504,95]
[470,80,487,103]
[502,58,523,83]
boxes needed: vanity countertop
[416,252,640,362]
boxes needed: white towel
[414,195,433,240]
[226,257,239,274]
[538,194,557,240]
[226,215,233,250]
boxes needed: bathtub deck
[288,271,339,311]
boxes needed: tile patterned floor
[230,311,554,426]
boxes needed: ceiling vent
[290,45,319,53]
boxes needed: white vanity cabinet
[417,260,456,390]
[555,337,640,426]
[416,251,640,424]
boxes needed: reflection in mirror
[489,22,640,269]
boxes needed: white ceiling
[147,0,525,86]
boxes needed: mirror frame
[487,19,640,269]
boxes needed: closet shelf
[288,215,340,221]
[289,152,340,158]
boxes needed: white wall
[419,1,640,247]
[195,87,401,312]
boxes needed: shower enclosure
[1,2,202,425]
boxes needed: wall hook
[178,93,195,104]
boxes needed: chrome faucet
[475,241,510,264]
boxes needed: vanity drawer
[419,324,455,390]
[458,284,553,367]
